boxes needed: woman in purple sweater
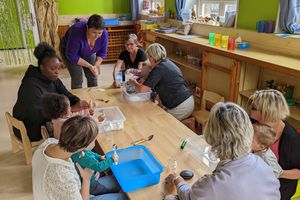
[60,14,108,89]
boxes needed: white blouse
[32,138,82,200]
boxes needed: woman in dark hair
[13,42,90,141]
[60,14,108,89]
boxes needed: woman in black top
[129,43,194,121]
[248,89,300,200]
[112,34,148,86]
[13,43,90,141]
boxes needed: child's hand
[94,172,100,181]
[100,155,106,160]
[112,154,119,163]
[76,163,94,181]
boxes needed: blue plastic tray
[104,18,119,26]
[105,145,163,192]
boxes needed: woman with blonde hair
[129,43,194,121]
[248,89,300,200]
[164,102,280,200]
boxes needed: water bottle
[115,71,123,87]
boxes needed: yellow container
[141,23,158,31]
[215,34,221,47]
[221,35,229,49]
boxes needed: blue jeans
[60,36,98,89]
[90,176,127,200]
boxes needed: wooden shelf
[108,44,124,47]
[168,54,201,72]
[239,89,300,122]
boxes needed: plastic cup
[209,33,216,45]
[168,157,177,173]
[221,35,229,49]
[228,38,235,51]
[215,34,221,47]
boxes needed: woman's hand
[89,65,98,76]
[128,79,138,86]
[72,100,90,112]
[80,100,90,109]
[165,173,176,194]
[76,163,94,181]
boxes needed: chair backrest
[41,125,49,140]
[5,112,31,150]
[201,90,225,111]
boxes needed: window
[197,0,237,17]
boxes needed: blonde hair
[204,102,253,161]
[253,123,276,147]
[247,89,289,122]
[145,43,166,62]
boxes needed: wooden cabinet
[145,31,300,129]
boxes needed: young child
[252,123,300,179]
[42,93,104,139]
[71,141,121,196]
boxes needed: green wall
[237,0,279,30]
[165,0,176,14]
[56,0,130,15]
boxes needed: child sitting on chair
[42,93,104,139]
[252,123,300,179]
[71,140,121,196]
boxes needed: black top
[278,121,300,200]
[143,59,191,109]
[118,48,147,70]
[13,65,80,141]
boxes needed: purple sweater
[64,21,108,64]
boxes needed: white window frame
[197,0,237,17]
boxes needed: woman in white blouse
[32,116,126,200]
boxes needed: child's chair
[41,125,50,140]
[192,90,225,130]
[5,112,44,165]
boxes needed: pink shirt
[52,109,90,139]
[270,138,281,161]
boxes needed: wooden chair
[5,112,44,165]
[41,125,50,140]
[192,90,225,130]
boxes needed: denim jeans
[60,37,98,89]
[90,175,127,200]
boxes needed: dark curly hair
[42,93,69,119]
[33,42,60,66]
[59,115,98,152]
[87,14,105,29]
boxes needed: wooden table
[72,87,211,199]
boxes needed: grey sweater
[166,154,280,200]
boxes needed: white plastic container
[94,106,126,132]
[182,135,219,171]
[123,90,151,102]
